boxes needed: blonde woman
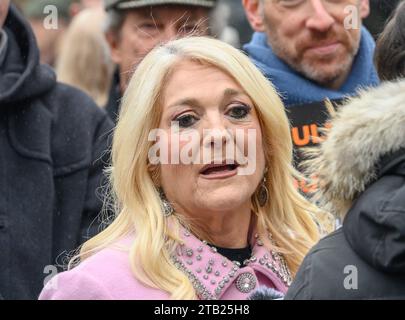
[40,37,326,300]
[56,8,113,107]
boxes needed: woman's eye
[227,105,251,120]
[174,114,199,128]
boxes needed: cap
[104,0,217,11]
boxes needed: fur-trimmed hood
[306,80,405,217]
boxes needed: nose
[202,115,232,153]
[305,0,335,32]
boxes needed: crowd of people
[0,0,404,300]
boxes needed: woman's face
[156,60,265,217]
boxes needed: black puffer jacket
[0,5,113,299]
[285,80,405,299]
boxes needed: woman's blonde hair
[56,8,114,107]
[71,36,327,299]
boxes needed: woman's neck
[184,204,253,249]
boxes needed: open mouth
[199,161,239,179]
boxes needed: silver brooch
[235,272,256,293]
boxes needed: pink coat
[39,226,291,300]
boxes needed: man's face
[244,0,370,88]
[107,5,210,91]
[0,0,10,29]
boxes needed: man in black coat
[285,80,405,300]
[0,3,113,299]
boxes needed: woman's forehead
[162,61,249,104]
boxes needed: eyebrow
[167,98,202,110]
[221,88,245,102]
[167,88,247,110]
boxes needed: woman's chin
[195,187,251,212]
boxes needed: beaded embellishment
[171,229,292,300]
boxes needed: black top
[210,244,252,266]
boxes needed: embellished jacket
[39,226,292,300]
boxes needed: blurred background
[9,0,400,106]
[11,0,400,60]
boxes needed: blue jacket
[244,28,380,106]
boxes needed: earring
[159,188,174,217]
[257,168,269,207]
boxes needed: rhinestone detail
[171,256,216,300]
[235,272,256,293]
[171,228,292,300]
